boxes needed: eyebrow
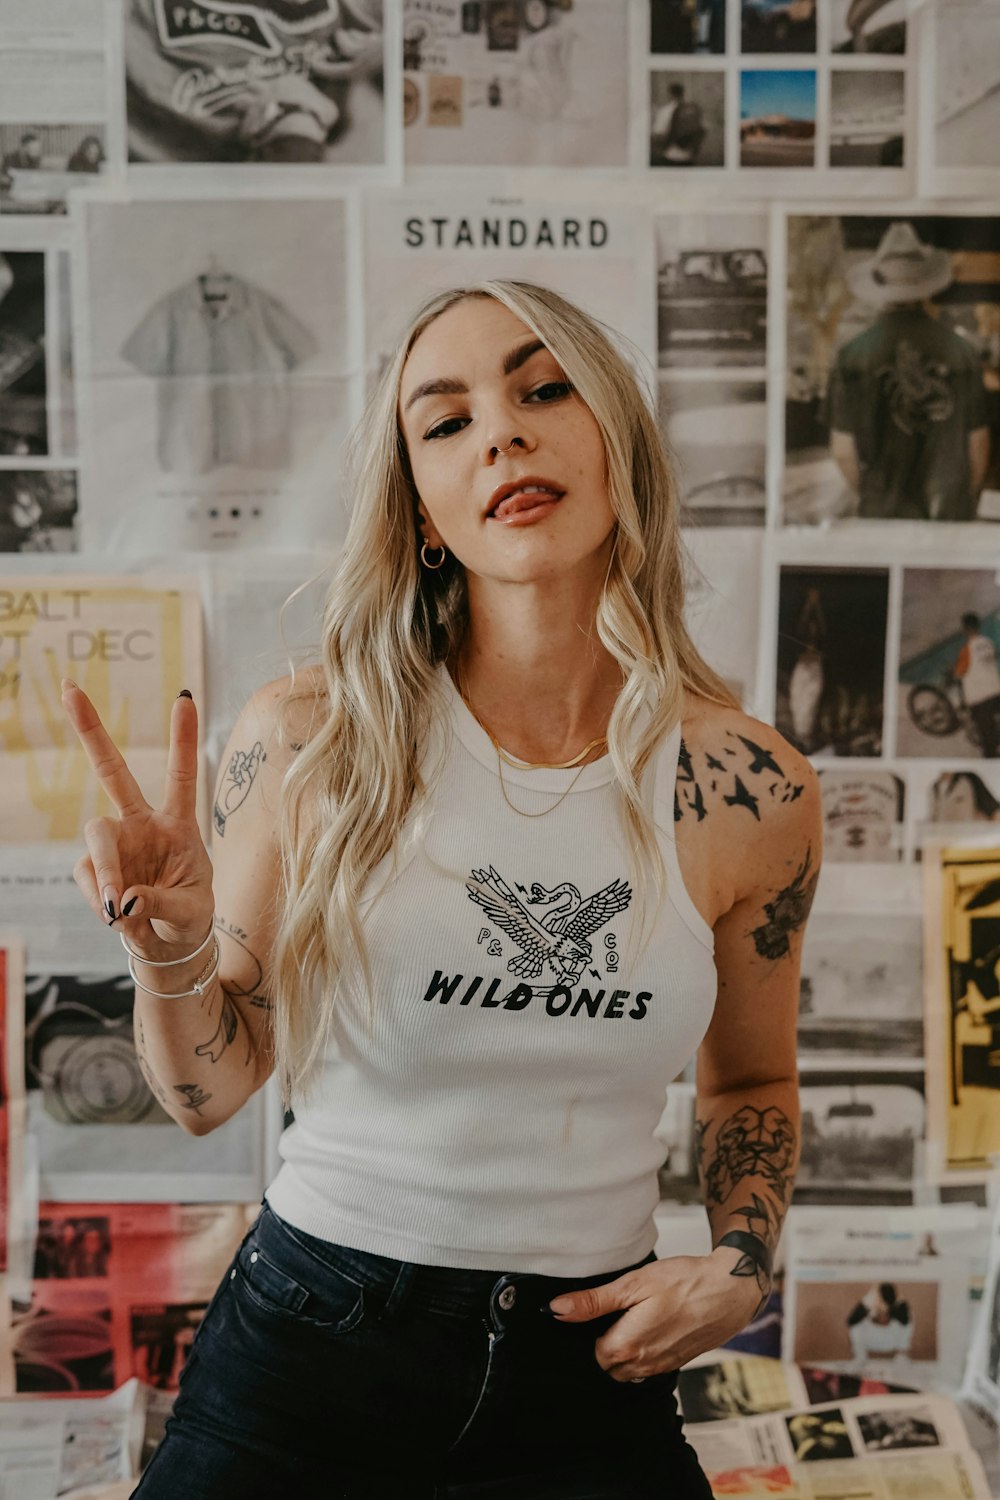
[402,338,547,415]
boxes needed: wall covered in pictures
[2,0,1000,1486]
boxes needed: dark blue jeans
[131,1200,712,1499]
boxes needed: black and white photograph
[0,124,105,214]
[0,248,46,455]
[650,70,724,168]
[830,70,905,168]
[126,0,385,165]
[916,769,1000,860]
[650,0,726,55]
[659,379,766,526]
[796,1069,926,1204]
[798,912,923,1058]
[785,1409,854,1462]
[25,971,165,1128]
[34,1215,111,1279]
[403,0,628,167]
[740,69,816,166]
[926,1,1000,192]
[831,0,907,53]
[775,565,888,757]
[783,213,1000,525]
[857,1407,942,1451]
[656,212,768,368]
[83,198,351,552]
[819,770,905,863]
[741,0,816,54]
[0,469,77,552]
[897,568,1000,760]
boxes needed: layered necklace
[453,658,608,818]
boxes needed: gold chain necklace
[454,660,607,819]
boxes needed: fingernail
[61,677,78,693]
[548,1298,573,1315]
[103,888,119,920]
[177,689,193,700]
[122,895,143,917]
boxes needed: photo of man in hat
[826,221,991,521]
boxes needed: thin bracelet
[119,916,215,967]
[127,939,221,999]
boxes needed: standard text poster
[125,0,386,166]
[403,0,629,168]
[364,194,655,379]
[82,198,352,553]
[0,576,203,840]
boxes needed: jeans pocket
[232,1227,366,1335]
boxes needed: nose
[490,435,527,459]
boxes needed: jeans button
[250,1251,258,1263]
[498,1285,516,1311]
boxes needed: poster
[783,211,1000,527]
[897,568,1000,762]
[125,0,386,167]
[11,1202,254,1396]
[0,575,204,841]
[797,911,923,1059]
[919,0,1000,201]
[81,198,353,552]
[923,840,1000,1177]
[364,193,655,379]
[403,0,629,168]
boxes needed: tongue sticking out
[493,489,559,520]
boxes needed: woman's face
[398,297,614,589]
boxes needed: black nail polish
[105,897,117,920]
[122,896,139,917]
[177,688,193,700]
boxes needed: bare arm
[63,673,321,1136]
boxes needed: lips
[486,477,565,520]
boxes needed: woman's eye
[424,416,468,440]
[528,381,572,402]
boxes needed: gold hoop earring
[420,541,447,570]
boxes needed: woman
[62,281,820,1498]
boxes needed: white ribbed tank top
[265,666,717,1275]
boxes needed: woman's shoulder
[675,690,821,844]
[236,664,329,772]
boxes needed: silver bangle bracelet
[127,940,221,1000]
[119,916,216,967]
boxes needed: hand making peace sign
[61,680,215,960]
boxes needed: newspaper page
[924,840,1000,1180]
[919,0,1000,201]
[9,1201,255,1398]
[0,1378,145,1496]
[403,0,629,168]
[0,575,204,841]
[686,1390,993,1499]
[124,0,386,168]
[364,193,655,380]
[962,1190,1000,1427]
[80,198,355,554]
[784,1206,987,1393]
[0,0,109,218]
[782,210,1000,529]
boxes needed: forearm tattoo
[214,741,265,836]
[751,847,818,960]
[675,732,804,825]
[698,1104,798,1313]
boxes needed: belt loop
[380,1260,417,1321]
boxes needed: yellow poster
[0,577,202,841]
[924,840,1000,1176]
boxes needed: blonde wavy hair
[272,280,739,1107]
